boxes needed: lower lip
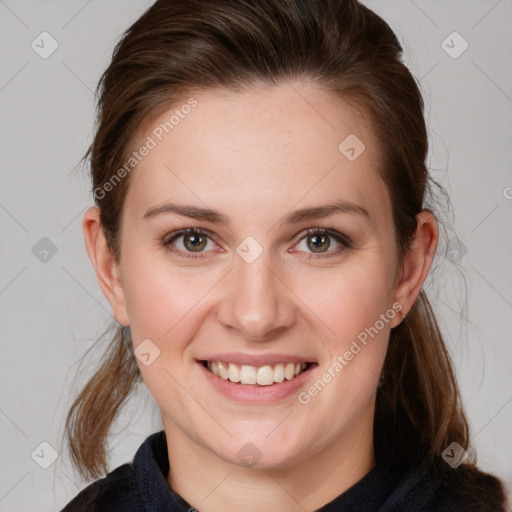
[196,361,316,403]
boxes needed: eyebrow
[142,199,370,225]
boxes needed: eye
[163,228,218,259]
[162,227,352,259]
[293,227,352,258]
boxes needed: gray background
[0,1,511,510]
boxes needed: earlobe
[82,206,130,326]
[390,210,438,329]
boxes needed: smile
[202,360,312,386]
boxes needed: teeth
[218,361,229,380]
[274,363,285,383]
[284,362,295,380]
[228,363,240,382]
[240,365,257,384]
[206,361,308,385]
[257,365,273,386]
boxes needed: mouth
[199,360,315,386]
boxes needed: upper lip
[197,353,316,366]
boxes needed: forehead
[123,82,390,230]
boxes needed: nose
[216,249,296,342]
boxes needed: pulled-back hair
[62,1,501,503]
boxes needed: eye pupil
[184,233,206,252]
[168,228,345,259]
[308,234,330,253]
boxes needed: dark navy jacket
[60,430,506,511]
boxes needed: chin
[206,431,311,470]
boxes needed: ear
[82,206,130,326]
[389,210,439,328]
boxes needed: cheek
[296,277,392,432]
[121,250,208,340]
[291,261,394,342]
[289,261,393,400]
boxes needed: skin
[83,81,438,511]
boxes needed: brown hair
[62,0,498,497]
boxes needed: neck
[165,414,376,512]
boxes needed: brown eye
[182,232,207,252]
[307,233,331,253]
[163,228,216,259]
[294,228,351,258]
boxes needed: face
[103,82,407,468]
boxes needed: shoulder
[59,430,168,511]
[59,463,137,512]
[432,463,506,511]
[397,458,507,511]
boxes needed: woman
[60,0,507,510]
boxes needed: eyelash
[161,227,352,260]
